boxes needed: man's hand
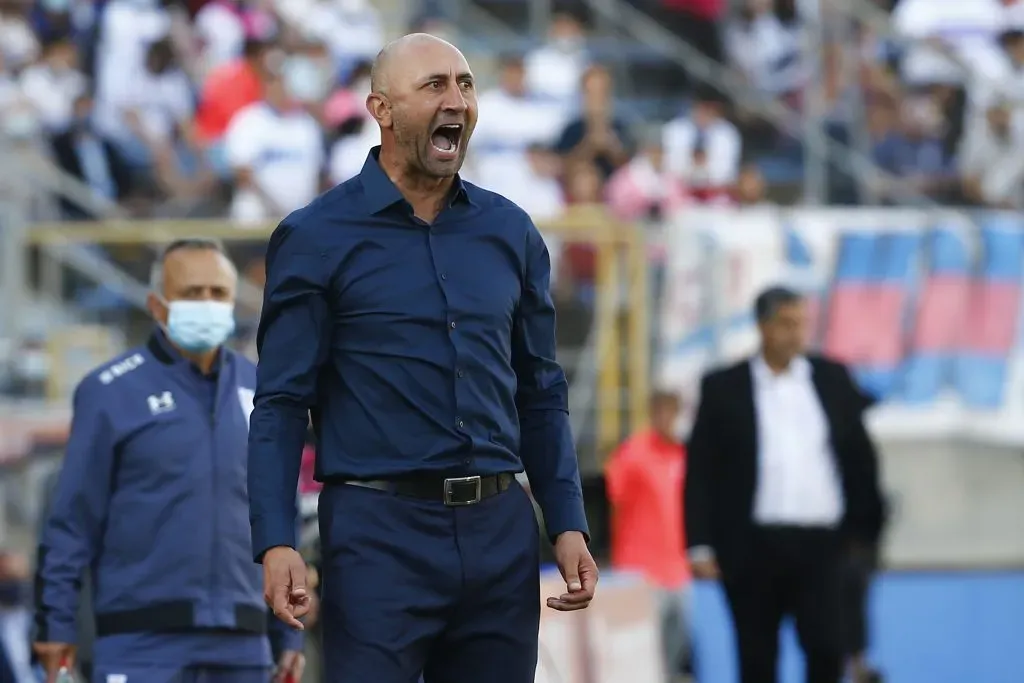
[274,648,306,683]
[263,546,311,630]
[547,530,598,611]
[691,557,720,580]
[32,642,75,683]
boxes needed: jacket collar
[147,328,227,376]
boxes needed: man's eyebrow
[421,72,475,83]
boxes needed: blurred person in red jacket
[605,390,692,682]
[194,35,275,172]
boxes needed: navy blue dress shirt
[248,147,589,560]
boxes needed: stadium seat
[953,354,1008,409]
[833,232,877,282]
[899,354,946,404]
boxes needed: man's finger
[291,595,312,618]
[580,565,599,594]
[272,586,304,629]
[555,589,592,603]
[546,596,593,612]
[563,571,582,593]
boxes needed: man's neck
[761,351,792,374]
[378,145,454,220]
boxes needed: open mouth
[430,124,463,156]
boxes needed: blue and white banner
[658,207,1024,444]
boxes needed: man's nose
[441,84,468,112]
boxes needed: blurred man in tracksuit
[32,238,305,683]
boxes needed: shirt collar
[752,354,811,383]
[358,146,474,215]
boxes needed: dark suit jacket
[684,355,885,572]
[50,129,132,220]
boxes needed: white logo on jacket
[107,675,127,683]
[238,387,255,429]
[146,391,175,415]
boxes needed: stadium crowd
[4,0,1024,222]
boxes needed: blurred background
[2,0,1024,681]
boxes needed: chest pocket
[120,409,205,489]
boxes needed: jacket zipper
[209,401,218,617]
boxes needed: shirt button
[440,273,448,280]
[457,369,464,378]
[450,321,456,329]
[457,419,465,429]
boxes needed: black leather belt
[341,473,516,506]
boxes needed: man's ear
[146,292,168,326]
[366,93,392,129]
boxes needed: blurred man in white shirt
[19,35,86,133]
[472,54,568,176]
[93,0,171,136]
[663,89,742,199]
[525,11,589,101]
[225,72,324,224]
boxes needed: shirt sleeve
[249,219,334,561]
[513,217,589,542]
[34,380,116,644]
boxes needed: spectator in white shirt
[471,54,569,179]
[0,2,40,71]
[107,37,196,167]
[93,0,172,138]
[959,98,1024,208]
[194,0,248,74]
[476,142,566,223]
[972,28,1024,113]
[328,115,379,185]
[225,72,325,224]
[663,89,742,199]
[19,35,86,133]
[892,0,1006,87]
[275,0,384,71]
[725,0,806,97]
[524,11,589,102]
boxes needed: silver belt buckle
[443,475,482,506]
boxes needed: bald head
[370,33,462,96]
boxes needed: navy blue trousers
[90,664,269,683]
[318,480,541,683]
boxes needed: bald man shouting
[248,34,597,683]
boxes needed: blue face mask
[164,300,236,353]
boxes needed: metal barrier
[25,205,651,459]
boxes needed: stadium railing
[24,205,651,461]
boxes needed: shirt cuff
[39,618,78,646]
[250,516,297,563]
[274,623,305,655]
[540,496,590,544]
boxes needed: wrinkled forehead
[164,249,236,289]
[393,41,472,89]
